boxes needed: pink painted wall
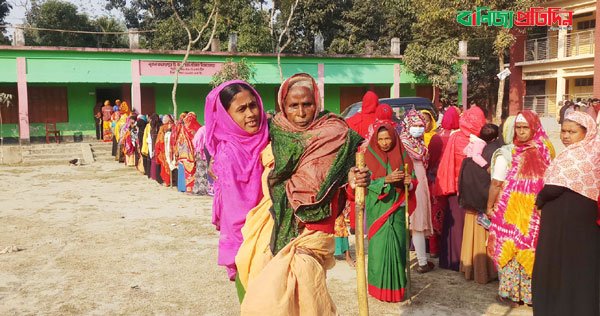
[131,60,141,114]
[16,57,29,141]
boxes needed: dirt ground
[0,161,534,315]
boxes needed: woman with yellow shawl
[421,110,437,147]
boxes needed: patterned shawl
[545,111,600,201]
[269,73,363,254]
[400,109,429,168]
[489,110,555,276]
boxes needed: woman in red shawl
[347,103,398,233]
[435,106,486,271]
[427,105,460,257]
[363,121,416,302]
[174,112,201,193]
[346,90,380,138]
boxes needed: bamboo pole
[354,153,369,316]
[404,163,412,302]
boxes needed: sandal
[416,261,435,273]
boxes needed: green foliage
[327,0,416,55]
[150,16,189,50]
[107,0,271,52]
[210,58,256,87]
[25,0,96,47]
[404,39,459,93]
[404,0,538,102]
[94,16,128,48]
[275,0,350,54]
[0,0,11,44]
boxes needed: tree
[0,0,12,44]
[94,16,128,48]
[329,0,416,55]
[210,58,256,87]
[169,0,218,117]
[107,0,271,52]
[272,0,350,54]
[403,1,468,101]
[25,0,96,47]
[404,0,537,119]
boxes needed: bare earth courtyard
[0,161,534,315]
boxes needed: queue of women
[108,73,598,316]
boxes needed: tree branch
[194,4,217,44]
[202,9,219,51]
[169,0,218,117]
[277,0,299,82]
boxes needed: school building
[509,0,600,116]
[0,45,468,143]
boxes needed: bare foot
[345,252,356,267]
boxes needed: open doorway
[96,88,122,108]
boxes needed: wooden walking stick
[404,163,412,302]
[354,153,369,316]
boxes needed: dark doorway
[96,88,122,107]
[141,86,156,115]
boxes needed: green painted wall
[254,85,278,112]
[26,59,131,83]
[0,58,16,82]
[400,83,417,96]
[324,85,341,113]
[152,84,209,122]
[0,48,463,140]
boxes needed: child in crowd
[463,124,499,169]
[463,124,499,229]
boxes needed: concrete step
[23,148,86,155]
[24,152,86,158]
[90,143,116,162]
[19,143,94,165]
[21,143,88,149]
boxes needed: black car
[341,97,438,121]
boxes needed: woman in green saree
[365,121,416,302]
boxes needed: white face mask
[409,126,425,138]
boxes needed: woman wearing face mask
[532,111,599,316]
[488,111,555,307]
[400,110,434,273]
